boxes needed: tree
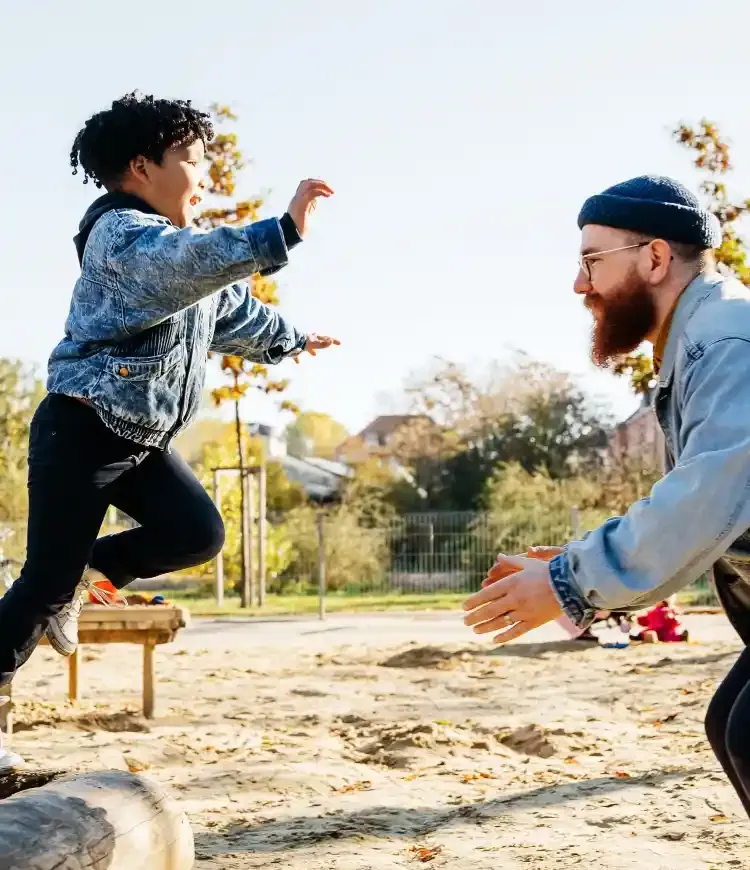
[0,360,44,561]
[285,411,348,459]
[390,355,610,511]
[615,119,750,395]
[187,423,306,591]
[197,105,298,606]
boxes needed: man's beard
[587,269,657,368]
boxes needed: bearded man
[463,175,750,815]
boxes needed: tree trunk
[0,769,194,870]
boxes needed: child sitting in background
[633,597,690,643]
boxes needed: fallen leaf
[461,772,493,783]
[124,756,150,773]
[710,814,728,823]
[333,780,372,794]
[410,845,443,862]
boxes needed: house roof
[281,454,352,500]
[356,415,429,441]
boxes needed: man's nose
[574,268,590,295]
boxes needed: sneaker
[0,696,23,770]
[45,567,118,657]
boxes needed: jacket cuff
[250,217,290,278]
[549,552,596,630]
[280,212,303,250]
[266,331,308,364]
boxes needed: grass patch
[145,589,468,617]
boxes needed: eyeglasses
[578,242,650,281]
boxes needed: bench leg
[68,646,80,702]
[142,643,155,719]
[0,683,12,736]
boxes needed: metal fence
[0,506,720,608]
[265,507,586,597]
[261,508,719,605]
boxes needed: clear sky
[3,0,750,434]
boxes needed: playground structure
[0,604,189,737]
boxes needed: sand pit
[3,612,748,869]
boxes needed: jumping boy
[0,93,338,742]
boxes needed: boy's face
[126,138,206,227]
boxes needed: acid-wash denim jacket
[550,271,750,628]
[47,193,307,450]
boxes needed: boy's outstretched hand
[294,334,341,364]
[288,179,334,237]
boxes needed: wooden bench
[1,605,188,735]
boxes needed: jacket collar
[657,271,726,388]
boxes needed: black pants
[0,394,224,685]
[704,561,750,817]
[706,647,750,816]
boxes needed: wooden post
[0,770,194,870]
[240,467,251,609]
[213,469,224,608]
[68,646,80,702]
[258,461,267,608]
[142,643,155,719]
[317,511,326,621]
[0,686,11,737]
[245,471,256,609]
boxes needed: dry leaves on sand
[409,845,444,862]
[460,771,494,784]
[332,780,373,794]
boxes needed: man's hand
[294,333,341,364]
[463,554,563,644]
[287,179,334,237]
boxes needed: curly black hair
[70,91,214,188]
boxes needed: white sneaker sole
[0,748,25,770]
[45,619,77,657]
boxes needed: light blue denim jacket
[47,194,307,449]
[551,272,750,627]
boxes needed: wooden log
[0,769,194,870]
[0,768,66,801]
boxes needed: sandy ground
[4,612,750,869]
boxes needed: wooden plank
[143,644,155,719]
[68,646,80,702]
[39,629,175,646]
[78,605,188,630]
[0,770,194,870]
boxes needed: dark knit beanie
[578,175,721,249]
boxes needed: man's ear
[645,238,672,285]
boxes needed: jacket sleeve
[106,213,290,330]
[210,283,307,365]
[549,337,750,628]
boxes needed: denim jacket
[47,194,307,450]
[550,271,750,628]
